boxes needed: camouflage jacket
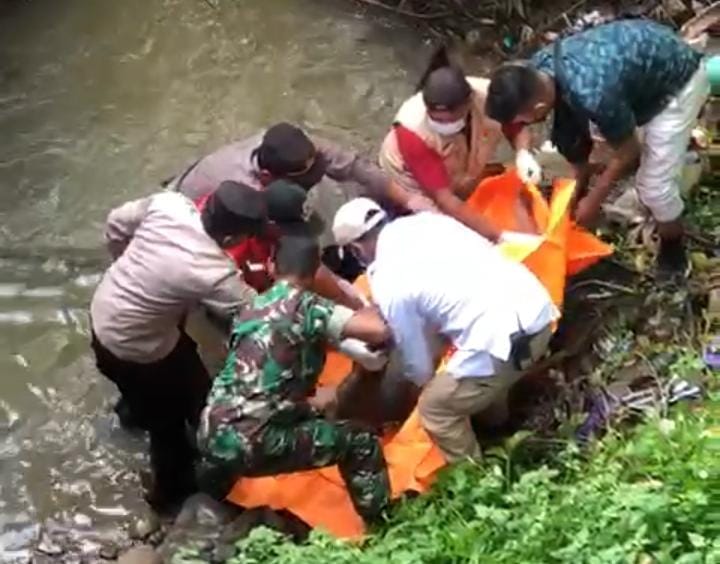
[198,279,354,460]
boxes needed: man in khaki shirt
[90,180,264,512]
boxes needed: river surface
[0,0,427,559]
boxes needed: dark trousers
[91,332,211,507]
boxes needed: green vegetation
[221,393,718,563]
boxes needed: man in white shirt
[333,198,558,462]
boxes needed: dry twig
[355,0,451,19]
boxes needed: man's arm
[392,126,502,242]
[340,306,392,346]
[432,189,502,242]
[316,140,388,198]
[104,196,153,260]
[574,99,640,226]
[377,293,434,387]
[200,270,257,327]
[311,264,365,310]
[572,161,593,201]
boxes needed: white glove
[515,149,542,185]
[337,338,389,371]
[498,230,543,245]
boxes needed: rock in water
[128,511,161,541]
[118,545,162,564]
[36,533,64,557]
[174,493,239,529]
[99,542,120,560]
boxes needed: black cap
[255,123,328,190]
[264,179,325,236]
[206,180,267,237]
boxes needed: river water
[0,0,427,559]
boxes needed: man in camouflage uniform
[197,235,392,524]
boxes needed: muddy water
[0,0,426,559]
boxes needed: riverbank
[349,0,709,61]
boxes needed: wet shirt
[532,20,702,147]
[174,132,389,202]
[199,280,353,460]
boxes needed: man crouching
[197,235,392,525]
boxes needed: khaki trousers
[418,326,552,463]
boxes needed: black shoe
[656,237,690,282]
[144,480,197,516]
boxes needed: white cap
[332,197,388,246]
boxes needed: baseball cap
[332,197,388,246]
[264,179,324,236]
[255,123,328,189]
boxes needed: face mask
[427,116,466,137]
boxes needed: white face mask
[427,116,466,137]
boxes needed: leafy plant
[217,393,719,564]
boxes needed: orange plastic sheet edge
[227,171,612,538]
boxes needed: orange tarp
[468,169,612,307]
[227,171,612,538]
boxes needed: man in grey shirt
[90,180,265,512]
[174,122,394,202]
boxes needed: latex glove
[498,231,543,245]
[338,338,389,371]
[515,149,542,185]
[406,193,438,214]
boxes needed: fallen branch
[567,279,638,295]
[355,0,451,19]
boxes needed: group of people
[89,19,709,524]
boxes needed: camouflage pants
[203,417,390,524]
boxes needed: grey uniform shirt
[90,191,256,363]
[174,132,389,201]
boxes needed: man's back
[199,280,350,456]
[91,192,248,363]
[532,19,702,141]
[369,213,556,380]
[176,134,264,201]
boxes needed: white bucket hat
[332,198,388,246]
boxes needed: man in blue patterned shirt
[485,20,709,275]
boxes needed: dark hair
[486,63,542,123]
[416,45,453,91]
[274,235,321,279]
[417,46,472,111]
[202,181,266,240]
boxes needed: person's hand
[574,194,602,226]
[515,149,542,185]
[308,386,338,418]
[406,193,438,214]
[338,338,389,371]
